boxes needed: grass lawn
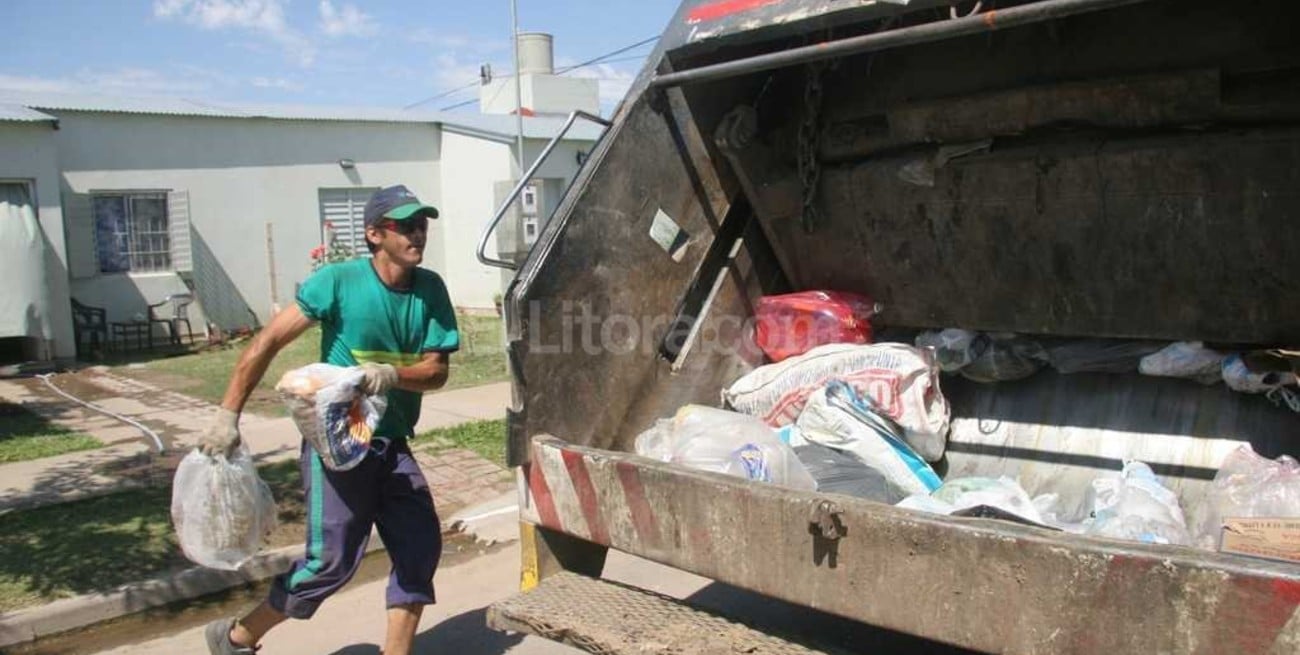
[0,410,510,613]
[415,418,507,468]
[115,313,508,417]
[0,459,304,614]
[0,403,101,464]
[447,314,510,391]
[0,417,509,613]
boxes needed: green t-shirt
[295,258,459,439]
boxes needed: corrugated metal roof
[0,103,57,123]
[0,89,605,140]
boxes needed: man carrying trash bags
[196,185,459,655]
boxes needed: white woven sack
[724,343,950,461]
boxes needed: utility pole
[511,0,525,175]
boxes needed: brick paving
[414,448,515,514]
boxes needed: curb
[0,531,385,650]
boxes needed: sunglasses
[378,217,429,236]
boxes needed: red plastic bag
[753,291,877,362]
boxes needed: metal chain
[797,61,828,234]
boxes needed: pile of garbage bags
[634,339,1300,558]
[638,343,946,502]
[635,405,816,490]
[915,330,1300,411]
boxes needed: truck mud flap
[519,435,1300,655]
[488,570,841,655]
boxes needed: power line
[563,54,650,67]
[555,36,658,75]
[403,76,507,110]
[440,98,478,111]
[403,35,658,111]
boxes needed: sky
[0,1,681,115]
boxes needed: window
[521,182,540,246]
[93,192,170,273]
[319,187,378,257]
[524,215,539,245]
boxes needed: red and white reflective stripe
[531,443,592,540]
[522,440,659,550]
[686,0,784,24]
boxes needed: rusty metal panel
[522,436,1300,655]
[783,128,1300,343]
[506,87,739,463]
[887,69,1222,144]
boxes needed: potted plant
[310,227,352,272]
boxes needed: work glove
[358,362,399,397]
[198,407,241,458]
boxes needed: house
[0,37,605,364]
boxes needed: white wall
[437,131,515,309]
[527,76,600,116]
[481,74,599,117]
[69,272,197,339]
[53,113,441,326]
[437,132,594,309]
[0,121,76,360]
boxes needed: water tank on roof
[518,33,554,75]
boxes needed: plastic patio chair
[70,298,108,358]
[148,293,196,346]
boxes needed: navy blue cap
[363,185,439,227]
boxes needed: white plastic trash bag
[1192,445,1300,550]
[724,343,950,461]
[634,405,816,490]
[1221,354,1299,393]
[277,364,387,471]
[915,329,980,372]
[1086,461,1190,546]
[796,381,941,497]
[1139,341,1225,385]
[897,476,1047,525]
[171,446,278,570]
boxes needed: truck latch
[808,499,847,568]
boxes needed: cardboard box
[1220,518,1300,564]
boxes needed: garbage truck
[478,0,1300,652]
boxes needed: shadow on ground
[0,458,304,614]
[326,608,524,655]
[685,582,979,655]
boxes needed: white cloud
[318,0,377,38]
[153,0,316,66]
[0,68,213,95]
[407,29,505,54]
[250,76,305,91]
[84,67,213,93]
[0,73,78,93]
[153,0,287,32]
[411,52,492,109]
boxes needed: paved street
[85,536,972,655]
[89,544,712,655]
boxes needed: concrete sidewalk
[0,373,511,512]
[0,374,518,649]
